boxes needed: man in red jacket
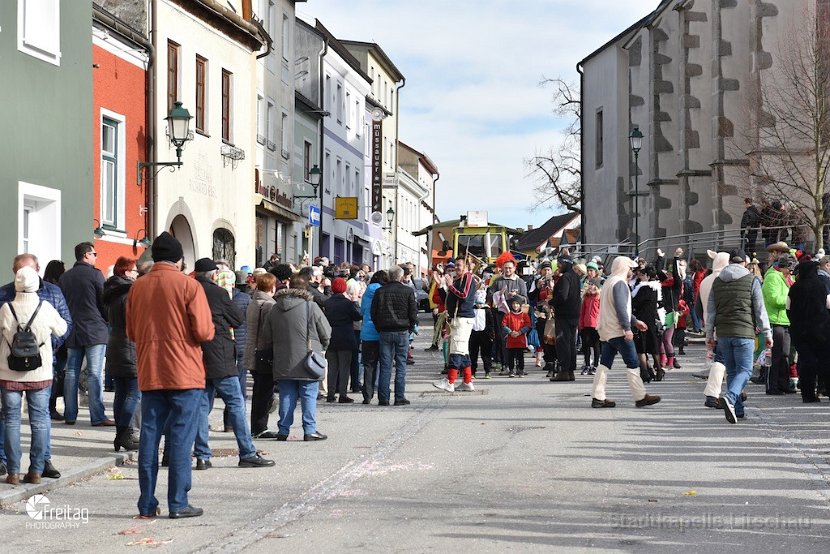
[126,232,214,520]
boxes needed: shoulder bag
[303,301,327,380]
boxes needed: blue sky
[297,0,658,230]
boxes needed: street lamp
[629,126,644,257]
[137,101,193,185]
[293,165,321,205]
[383,206,395,230]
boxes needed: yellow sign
[335,197,359,219]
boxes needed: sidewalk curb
[0,451,137,508]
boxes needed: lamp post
[629,126,644,257]
[293,164,321,204]
[137,101,193,185]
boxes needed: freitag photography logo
[25,494,89,529]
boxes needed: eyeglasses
[89,252,98,257]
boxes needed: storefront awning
[255,194,303,222]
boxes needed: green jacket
[762,267,790,326]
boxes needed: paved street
[1,313,829,552]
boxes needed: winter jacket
[102,276,136,379]
[578,291,600,330]
[231,287,251,358]
[762,267,791,326]
[656,255,682,313]
[472,304,495,335]
[698,251,730,325]
[788,261,830,342]
[360,283,382,341]
[197,276,245,380]
[59,261,108,347]
[262,288,331,381]
[706,264,771,341]
[445,272,476,319]
[0,279,72,351]
[0,291,67,384]
[243,290,276,373]
[551,268,581,320]
[487,276,528,312]
[307,284,330,307]
[126,263,215,392]
[741,205,761,229]
[502,311,530,349]
[370,281,418,333]
[598,256,637,342]
[324,294,362,351]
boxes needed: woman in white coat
[0,266,67,485]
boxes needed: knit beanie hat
[331,277,347,294]
[15,266,39,293]
[151,232,183,263]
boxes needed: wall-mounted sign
[308,205,321,226]
[371,119,383,212]
[335,197,359,220]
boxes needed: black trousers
[250,371,274,435]
[469,331,492,374]
[555,317,578,373]
[768,325,791,393]
[494,310,507,364]
[361,340,380,400]
[507,348,525,372]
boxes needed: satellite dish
[371,107,384,121]
[370,211,384,225]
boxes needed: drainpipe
[317,35,329,260]
[576,62,584,246]
[432,173,439,223]
[393,78,406,265]
[149,0,158,237]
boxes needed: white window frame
[100,108,127,232]
[281,13,290,62]
[266,100,275,149]
[18,0,61,66]
[18,181,62,264]
[280,111,289,159]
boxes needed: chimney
[242,0,252,21]
[527,225,534,231]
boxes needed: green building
[0,0,93,269]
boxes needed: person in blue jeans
[59,242,112,426]
[590,256,661,408]
[126,232,216,519]
[0,253,72,480]
[193,259,274,469]
[371,266,418,406]
[0,266,68,484]
[706,250,772,423]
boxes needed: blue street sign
[308,205,321,227]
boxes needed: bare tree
[526,78,581,214]
[737,7,830,250]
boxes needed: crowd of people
[0,230,828,519]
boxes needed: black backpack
[6,301,44,371]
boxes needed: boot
[750,365,767,384]
[114,426,140,452]
[552,368,571,381]
[568,370,576,381]
[49,395,64,421]
[544,362,555,379]
[655,367,665,381]
[670,356,681,369]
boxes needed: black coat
[102,276,136,378]
[324,294,362,351]
[371,281,418,332]
[197,276,245,380]
[59,261,108,347]
[551,269,581,320]
[788,262,830,344]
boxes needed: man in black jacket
[192,259,274,470]
[59,242,112,426]
[371,266,418,406]
[740,198,761,254]
[551,255,581,381]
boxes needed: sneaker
[722,395,737,424]
[508,372,516,378]
[588,366,597,375]
[238,454,276,468]
[483,372,491,379]
[456,381,475,392]
[433,378,455,392]
[499,370,508,376]
[580,366,590,375]
[635,394,661,408]
[591,398,616,408]
[704,396,721,409]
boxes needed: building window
[256,94,264,142]
[19,182,61,265]
[222,69,232,143]
[195,55,207,133]
[17,0,61,65]
[336,83,343,124]
[355,100,361,137]
[345,163,351,195]
[304,141,312,181]
[167,40,180,112]
[101,117,118,228]
[268,0,276,36]
[281,112,289,158]
[325,75,331,111]
[595,108,604,168]
[336,159,342,194]
[282,14,290,61]
[324,152,331,195]
[266,101,275,149]
[345,91,351,129]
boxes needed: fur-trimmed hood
[274,287,314,312]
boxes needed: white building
[252,0,305,267]
[398,141,439,274]
[153,0,263,269]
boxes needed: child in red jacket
[502,298,531,377]
[579,278,601,375]
[674,298,689,356]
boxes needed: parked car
[412,278,430,312]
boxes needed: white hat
[15,266,39,293]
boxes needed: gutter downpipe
[576,62,584,247]
[394,78,406,265]
[317,35,329,260]
[149,0,158,238]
